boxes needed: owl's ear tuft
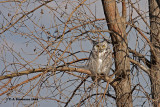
[90,39,97,45]
[87,35,97,44]
[103,36,112,44]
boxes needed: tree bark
[148,0,160,106]
[101,0,133,107]
[155,0,160,8]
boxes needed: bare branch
[0,0,52,34]
[64,75,89,107]
[122,0,126,18]
[0,67,91,80]
[129,49,151,68]
[129,58,150,75]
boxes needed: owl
[88,41,112,82]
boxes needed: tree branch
[129,49,151,68]
[0,0,52,34]
[122,0,126,18]
[0,67,91,80]
[129,58,150,75]
[64,75,89,107]
[0,66,118,87]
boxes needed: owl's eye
[96,45,99,48]
[102,45,106,48]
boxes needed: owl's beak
[98,48,103,52]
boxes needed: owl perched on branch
[88,40,112,82]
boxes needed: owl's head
[93,41,108,52]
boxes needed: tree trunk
[148,0,160,106]
[101,0,133,107]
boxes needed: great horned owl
[88,41,112,82]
